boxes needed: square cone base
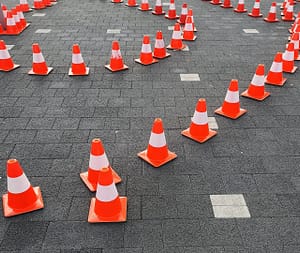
[165,15,179,19]
[167,44,186,51]
[152,11,165,15]
[210,2,222,5]
[181,128,217,143]
[135,58,158,65]
[137,149,177,168]
[241,90,270,101]
[283,66,297,74]
[28,67,53,75]
[0,64,20,72]
[138,7,152,11]
[88,197,127,223]
[220,5,233,8]
[263,18,279,22]
[68,67,89,76]
[282,17,295,22]
[80,169,122,192]
[183,35,197,41]
[105,64,129,72]
[2,187,44,217]
[215,107,247,120]
[234,9,247,13]
[153,52,171,59]
[264,77,287,86]
[248,13,263,17]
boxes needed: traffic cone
[165,0,179,19]
[187,9,197,32]
[135,35,158,65]
[153,31,171,59]
[0,40,20,72]
[291,32,300,60]
[264,2,279,22]
[105,41,129,72]
[138,118,177,167]
[177,3,188,24]
[126,0,138,7]
[16,5,30,30]
[248,0,262,17]
[20,0,32,12]
[167,23,186,50]
[282,43,297,73]
[33,0,46,9]
[88,167,127,223]
[215,79,247,119]
[183,16,197,41]
[138,0,152,11]
[210,0,221,5]
[28,43,53,75]
[2,159,44,217]
[182,98,217,143]
[234,0,247,13]
[69,44,89,76]
[11,8,22,31]
[241,64,270,101]
[5,11,20,35]
[265,52,287,86]
[281,0,288,10]
[221,0,233,8]
[112,0,123,4]
[152,0,165,14]
[282,2,295,21]
[80,138,121,192]
[1,4,8,19]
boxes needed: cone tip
[72,44,81,54]
[0,40,6,50]
[156,31,163,39]
[143,35,150,44]
[91,138,105,156]
[98,167,114,185]
[7,159,24,178]
[256,64,264,75]
[152,118,164,134]
[274,52,283,62]
[229,79,239,91]
[32,43,41,53]
[196,98,207,112]
[112,41,120,50]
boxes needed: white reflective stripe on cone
[3,11,7,18]
[270,6,276,13]
[111,50,122,59]
[192,111,208,125]
[72,54,84,64]
[254,2,260,8]
[20,0,27,4]
[149,132,166,148]
[251,74,264,87]
[155,39,164,49]
[141,0,148,4]
[7,174,31,194]
[18,11,25,19]
[172,31,181,39]
[89,153,109,170]
[238,0,244,4]
[13,14,20,23]
[96,183,118,202]
[291,40,299,50]
[225,90,239,103]
[33,53,45,63]
[169,3,175,10]
[283,51,294,61]
[181,8,188,15]
[184,23,193,31]
[270,62,282,73]
[156,0,162,6]
[142,44,152,53]
[0,50,11,59]
[287,5,293,12]
[7,18,16,26]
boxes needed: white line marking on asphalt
[208,117,218,130]
[107,29,121,34]
[180,74,200,81]
[35,29,51,33]
[243,29,259,34]
[32,13,46,17]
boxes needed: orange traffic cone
[282,2,295,21]
[177,3,188,24]
[69,44,89,76]
[241,64,270,101]
[80,138,121,192]
[20,0,32,12]
[182,98,217,143]
[16,5,29,30]
[105,41,128,72]
[234,0,247,13]
[0,40,20,72]
[138,118,177,167]
[210,0,221,5]
[138,0,152,11]
[1,5,8,19]
[135,35,158,65]
[5,11,20,35]
[112,0,123,4]
[167,23,186,50]
[11,8,22,32]
[265,52,287,86]
[215,79,247,119]
[152,0,165,14]
[126,0,139,7]
[2,159,44,217]
[248,0,262,17]
[88,167,127,223]
[153,31,171,59]
[165,0,179,19]
[33,0,46,9]
[221,0,233,8]
[283,43,297,73]
[291,32,300,60]
[28,43,53,75]
[264,2,279,22]
[187,9,197,32]
[183,16,197,41]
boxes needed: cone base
[135,58,158,65]
[0,23,30,36]
[2,187,44,217]
[153,52,171,59]
[241,90,270,101]
[28,67,53,75]
[264,77,287,86]
[248,13,263,17]
[137,149,177,167]
[112,0,124,3]
[210,1,222,5]
[215,107,247,120]
[295,56,300,61]
[234,9,247,13]
[152,11,165,15]
[165,15,179,19]
[138,7,152,11]
[283,66,297,74]
[105,64,129,72]
[126,3,139,6]
[282,17,295,22]
[167,44,187,51]
[181,128,217,143]
[68,67,90,76]
[263,18,279,22]
[88,197,127,223]
[220,5,233,8]
[32,6,47,10]
[22,8,33,12]
[183,35,197,41]
[80,169,122,192]
[0,64,20,72]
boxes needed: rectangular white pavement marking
[107,29,121,34]
[35,29,51,33]
[180,74,200,81]
[208,117,218,130]
[32,13,46,17]
[243,29,259,34]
